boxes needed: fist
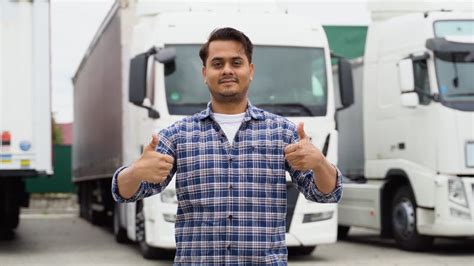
[132,134,174,183]
[284,122,324,171]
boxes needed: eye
[212,61,222,68]
[233,60,242,66]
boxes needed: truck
[0,0,52,238]
[337,2,474,251]
[72,0,353,259]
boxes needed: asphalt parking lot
[1,212,473,266]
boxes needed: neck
[211,99,248,114]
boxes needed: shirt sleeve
[111,125,178,203]
[284,124,343,203]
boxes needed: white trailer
[337,3,474,251]
[0,0,52,238]
[73,0,353,259]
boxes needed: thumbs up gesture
[132,134,175,183]
[284,122,324,171]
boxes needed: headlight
[448,179,468,207]
[302,211,334,223]
[163,213,177,223]
[450,208,471,220]
[466,141,474,168]
[160,189,177,204]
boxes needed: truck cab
[337,9,474,250]
[73,1,353,259]
[120,5,353,258]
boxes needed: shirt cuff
[111,166,146,203]
[308,165,343,203]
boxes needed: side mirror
[155,47,176,76]
[337,58,355,109]
[129,47,176,119]
[398,59,415,93]
[154,47,176,64]
[400,92,419,108]
[129,51,150,106]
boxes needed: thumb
[144,134,159,152]
[297,122,308,141]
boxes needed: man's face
[202,40,254,104]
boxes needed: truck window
[413,60,431,105]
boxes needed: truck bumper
[287,201,338,246]
[145,197,176,249]
[417,175,474,237]
[145,199,338,248]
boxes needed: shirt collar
[197,101,265,121]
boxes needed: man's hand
[284,122,338,194]
[117,134,174,199]
[284,122,324,171]
[131,134,174,183]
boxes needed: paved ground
[0,194,472,265]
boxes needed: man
[112,27,342,265]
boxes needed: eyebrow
[210,56,244,62]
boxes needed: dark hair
[199,27,253,66]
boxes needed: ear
[202,65,207,83]
[249,63,255,81]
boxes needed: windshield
[164,45,328,116]
[433,20,474,103]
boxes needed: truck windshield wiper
[445,92,474,97]
[256,103,314,116]
[451,54,460,88]
[171,103,208,106]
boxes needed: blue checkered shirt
[112,102,342,265]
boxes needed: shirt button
[228,214,233,219]
[227,244,231,250]
[228,184,233,189]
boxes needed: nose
[222,62,234,75]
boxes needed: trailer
[0,0,52,238]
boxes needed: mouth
[218,78,238,84]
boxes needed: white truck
[337,3,474,251]
[72,0,353,258]
[0,0,52,238]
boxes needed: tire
[89,208,107,226]
[113,204,129,244]
[0,180,20,230]
[288,246,316,256]
[337,225,350,240]
[78,184,88,219]
[391,186,433,251]
[136,202,165,259]
[0,229,15,240]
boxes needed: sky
[51,0,373,123]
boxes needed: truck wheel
[337,225,350,240]
[113,204,129,243]
[288,246,316,256]
[136,202,164,259]
[0,182,20,230]
[0,229,15,240]
[89,208,106,226]
[78,184,88,219]
[391,186,433,251]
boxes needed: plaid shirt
[112,102,342,265]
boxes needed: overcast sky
[51,0,372,123]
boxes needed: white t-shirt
[213,112,246,145]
